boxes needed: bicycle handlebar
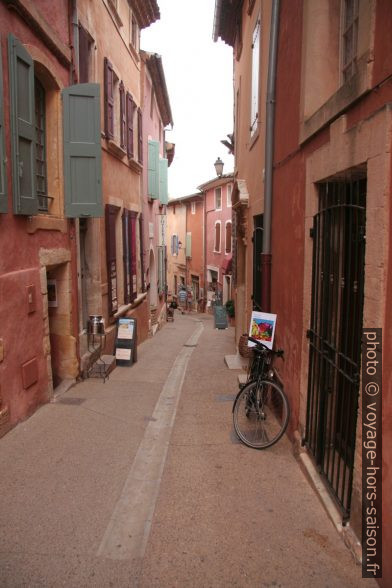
[247,336,284,358]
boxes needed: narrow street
[0,314,375,587]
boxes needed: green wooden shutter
[186,232,192,258]
[0,38,7,213]
[8,34,37,215]
[62,83,103,217]
[159,158,168,204]
[148,139,159,199]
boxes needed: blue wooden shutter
[0,38,7,213]
[148,140,159,199]
[8,34,37,215]
[62,83,103,217]
[159,158,168,204]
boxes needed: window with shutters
[126,92,135,158]
[0,41,8,213]
[138,108,143,164]
[104,58,120,144]
[105,204,120,315]
[214,221,221,253]
[139,214,145,292]
[8,34,68,217]
[225,221,232,254]
[342,0,359,82]
[119,82,126,150]
[215,187,222,210]
[122,209,137,303]
[34,78,48,212]
[250,17,261,137]
[148,140,159,199]
[78,24,94,83]
[130,13,139,52]
[159,158,168,205]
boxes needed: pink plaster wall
[205,181,233,289]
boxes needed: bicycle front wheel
[233,380,289,449]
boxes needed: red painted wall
[274,0,392,579]
[0,2,74,425]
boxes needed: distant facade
[140,50,173,334]
[198,174,234,309]
[166,193,205,310]
[214,0,392,579]
[166,198,187,297]
[166,173,233,312]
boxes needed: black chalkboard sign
[115,318,137,366]
[214,304,228,329]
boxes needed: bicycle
[232,336,290,449]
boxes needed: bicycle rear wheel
[233,379,289,449]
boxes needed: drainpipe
[261,0,280,312]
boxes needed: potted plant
[225,299,235,324]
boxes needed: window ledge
[128,157,143,173]
[107,0,123,27]
[26,216,68,234]
[300,55,372,144]
[106,138,127,159]
[113,292,147,319]
[128,43,140,64]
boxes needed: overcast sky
[141,0,234,199]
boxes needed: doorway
[305,177,366,519]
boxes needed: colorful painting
[248,311,277,350]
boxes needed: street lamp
[214,157,224,177]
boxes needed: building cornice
[141,51,173,127]
[213,0,243,46]
[129,0,160,30]
[198,173,234,192]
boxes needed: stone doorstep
[52,378,76,400]
[292,431,362,565]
